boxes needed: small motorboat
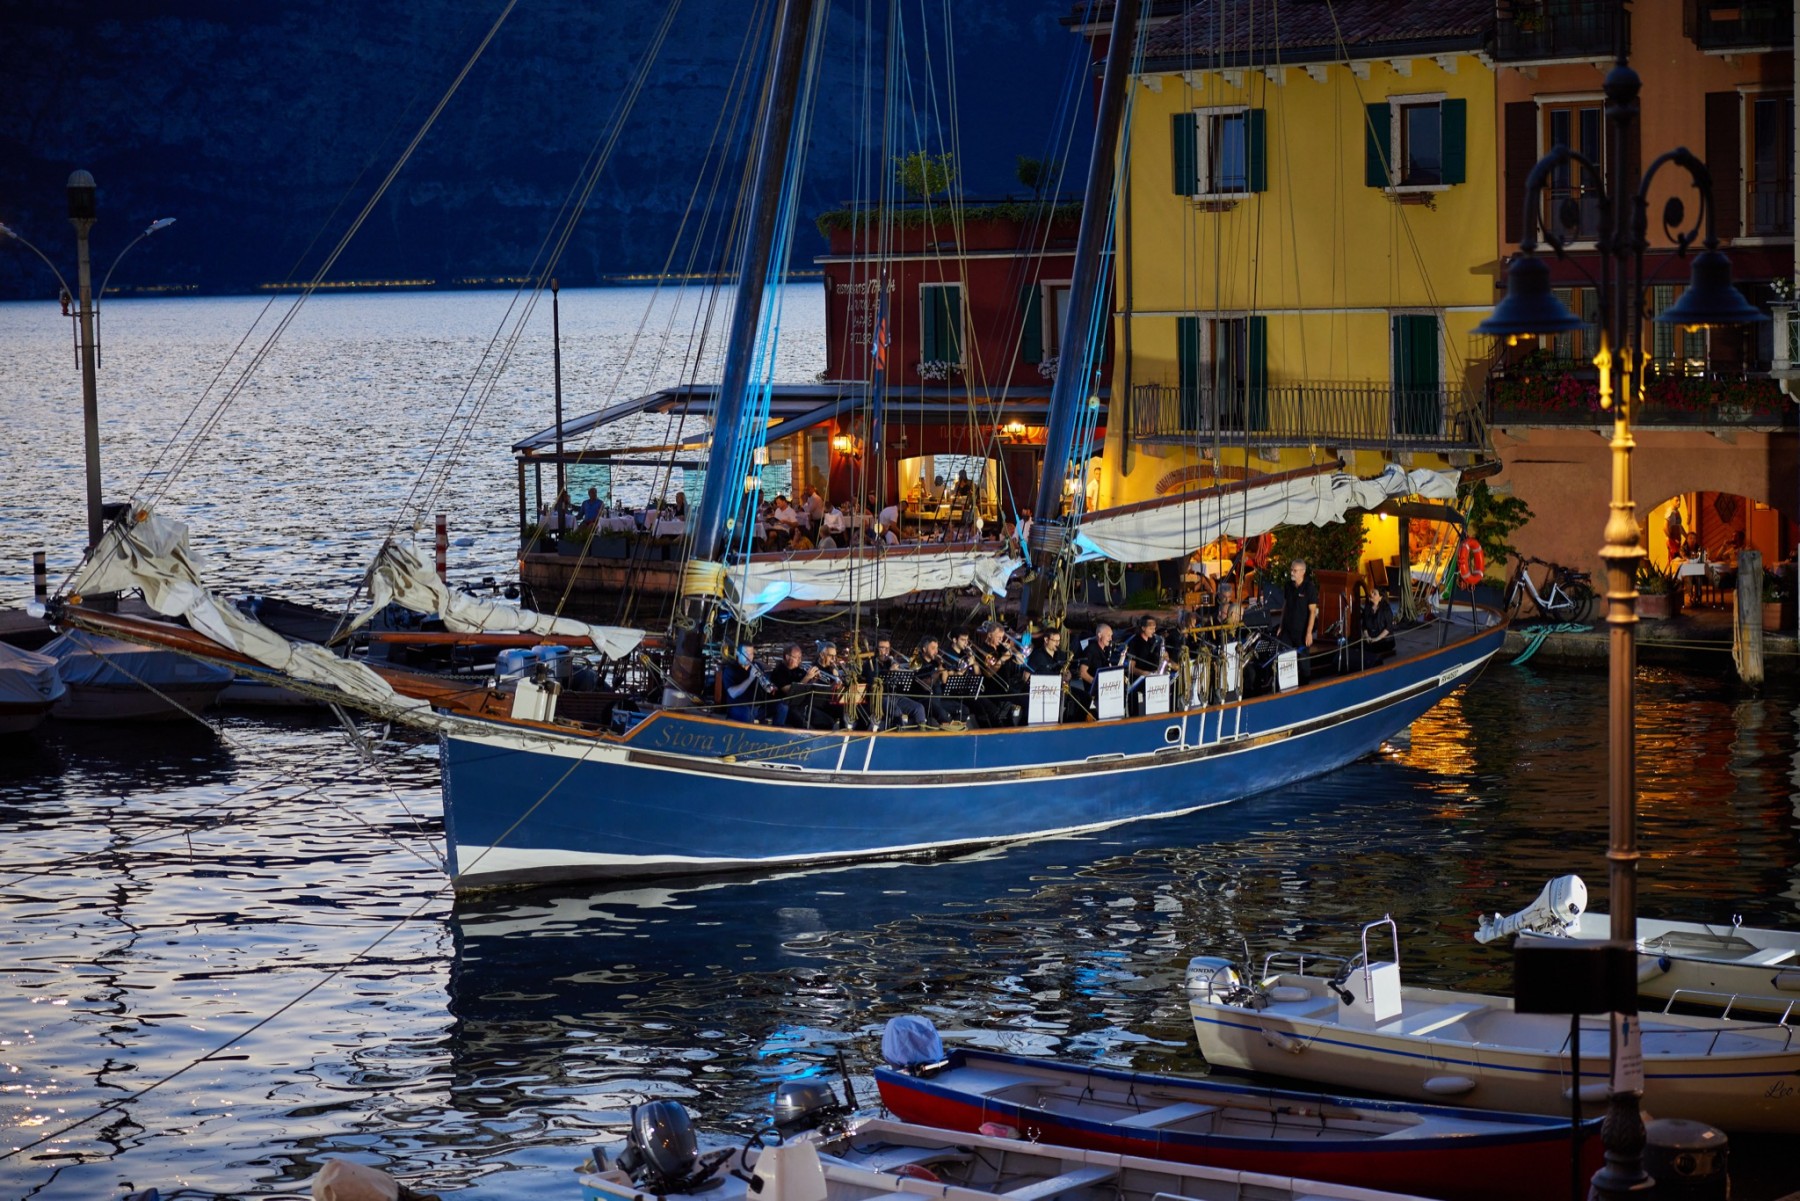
[871,1017,1597,1201]
[0,641,65,734]
[1188,916,1800,1134]
[578,1092,1437,1201]
[43,629,233,721]
[1478,875,1800,1015]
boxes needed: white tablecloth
[599,516,638,534]
[1676,558,1722,581]
[652,519,687,539]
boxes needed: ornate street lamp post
[1475,58,1764,1200]
[0,172,175,552]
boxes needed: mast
[673,0,818,694]
[1027,0,1140,609]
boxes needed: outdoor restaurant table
[652,519,687,539]
[1677,556,1724,603]
[599,516,638,534]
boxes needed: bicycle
[1503,555,1595,623]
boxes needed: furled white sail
[725,547,1022,620]
[355,541,642,657]
[1074,465,1459,565]
[65,509,643,733]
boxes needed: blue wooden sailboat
[44,0,1504,890]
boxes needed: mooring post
[1734,549,1764,687]
[435,514,449,584]
[33,550,47,602]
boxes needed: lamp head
[1654,249,1768,328]
[146,217,176,235]
[66,170,97,221]
[1474,253,1583,337]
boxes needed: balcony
[1495,1,1626,63]
[1687,0,1793,50]
[1487,360,1794,428]
[1130,381,1487,454]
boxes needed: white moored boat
[1188,916,1800,1134]
[1477,875,1800,1015]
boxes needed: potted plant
[1635,562,1680,621]
[1763,574,1789,632]
[557,526,595,557]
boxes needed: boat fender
[1262,1028,1305,1054]
[1563,1083,1611,1104]
[311,1158,441,1201]
[1773,969,1800,993]
[1421,1076,1477,1097]
[1638,955,1672,983]
[1266,985,1311,1004]
[977,1122,1019,1140]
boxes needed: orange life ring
[1457,536,1485,587]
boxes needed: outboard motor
[612,1101,715,1193]
[880,1015,949,1076]
[1475,875,1588,944]
[772,1079,849,1138]
[1184,956,1246,1004]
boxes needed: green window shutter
[921,290,941,362]
[1247,315,1268,430]
[1020,285,1043,364]
[1246,108,1267,192]
[1364,102,1391,188]
[1177,316,1203,428]
[1172,112,1198,194]
[1440,98,1466,185]
[944,284,963,363]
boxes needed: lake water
[1,290,1797,1200]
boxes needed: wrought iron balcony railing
[1486,363,1794,427]
[1496,1,1627,62]
[1130,381,1487,453]
[1687,0,1793,49]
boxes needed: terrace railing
[1687,0,1793,50]
[1130,381,1488,454]
[1487,362,1795,428]
[1496,0,1626,62]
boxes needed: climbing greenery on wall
[1461,479,1534,572]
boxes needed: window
[1650,285,1709,375]
[1546,286,1601,363]
[920,283,963,368]
[1172,108,1266,197]
[1365,97,1466,189]
[1747,93,1794,236]
[1019,281,1073,365]
[1176,315,1267,431]
[1542,100,1603,240]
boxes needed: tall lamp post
[1475,59,1764,1200]
[0,170,175,551]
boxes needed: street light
[1475,58,1764,1201]
[0,172,175,552]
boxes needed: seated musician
[1024,626,1073,722]
[863,635,925,730]
[766,643,808,726]
[721,643,773,724]
[1353,580,1396,670]
[972,622,1027,727]
[1071,622,1121,720]
[911,637,967,728]
[786,642,846,730]
[1124,614,1169,715]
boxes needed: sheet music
[1096,667,1126,721]
[1028,674,1061,725]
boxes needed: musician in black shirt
[766,643,808,727]
[1124,614,1168,714]
[864,635,925,729]
[1071,622,1122,718]
[1353,580,1396,670]
[1279,559,1320,683]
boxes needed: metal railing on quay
[1129,381,1488,454]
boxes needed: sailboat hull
[439,624,1502,888]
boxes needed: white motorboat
[43,629,233,721]
[578,1098,1436,1201]
[0,641,64,734]
[1477,875,1800,1015]
[1188,916,1800,1134]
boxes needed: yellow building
[1101,1,1497,525]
